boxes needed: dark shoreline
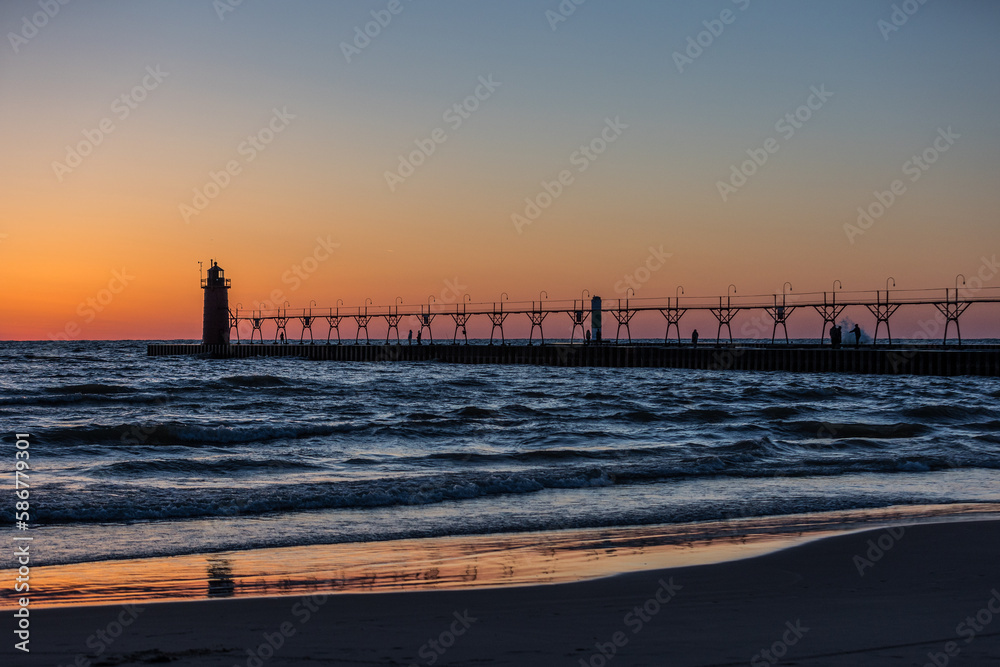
[5,519,1000,666]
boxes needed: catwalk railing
[225,283,1000,346]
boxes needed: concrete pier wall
[146,343,1000,377]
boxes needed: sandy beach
[6,518,999,666]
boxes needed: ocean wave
[514,430,631,448]
[0,392,166,407]
[780,420,929,439]
[673,407,733,422]
[216,375,290,387]
[22,353,107,363]
[900,404,995,421]
[898,460,931,472]
[390,437,919,468]
[92,457,328,475]
[764,386,841,401]
[708,438,770,454]
[966,420,1000,432]
[422,444,671,464]
[44,383,134,395]
[35,469,616,524]
[35,450,1000,525]
[499,403,546,416]
[406,412,442,421]
[615,409,662,423]
[9,340,1000,549]
[39,421,356,447]
[760,405,804,419]
[454,406,498,418]
[441,377,490,388]
[793,437,886,450]
[520,390,549,399]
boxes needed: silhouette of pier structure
[152,263,1000,376]
[221,281,997,348]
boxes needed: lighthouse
[202,260,231,345]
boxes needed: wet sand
[5,518,1000,666]
[6,503,997,609]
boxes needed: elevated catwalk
[147,343,1000,377]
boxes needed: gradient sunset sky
[2,0,998,339]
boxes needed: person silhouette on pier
[408,329,413,345]
[585,329,591,346]
[830,325,841,349]
[691,329,699,347]
[851,324,862,348]
[280,332,285,345]
[416,330,422,345]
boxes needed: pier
[148,263,1000,376]
[147,343,1000,377]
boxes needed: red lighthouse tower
[202,260,231,345]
